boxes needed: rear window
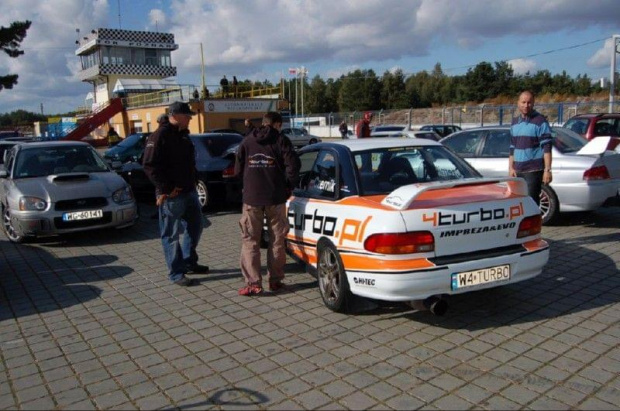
[191,134,242,157]
[564,118,590,135]
[552,128,587,153]
[353,145,479,195]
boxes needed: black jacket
[234,125,300,206]
[142,123,197,196]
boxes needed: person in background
[355,112,373,138]
[192,88,200,100]
[220,75,229,97]
[107,127,120,147]
[339,120,349,139]
[232,76,239,98]
[509,90,552,206]
[143,102,209,287]
[234,111,300,296]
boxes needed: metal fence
[297,100,620,137]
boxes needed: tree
[338,69,381,111]
[0,20,32,91]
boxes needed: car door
[471,129,512,178]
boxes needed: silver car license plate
[62,210,103,221]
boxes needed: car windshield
[353,145,480,195]
[116,133,145,148]
[552,127,587,153]
[191,134,242,157]
[14,145,109,178]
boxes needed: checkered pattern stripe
[98,28,175,44]
[97,64,177,77]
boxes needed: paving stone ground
[1,201,619,410]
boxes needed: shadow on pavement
[0,241,132,321]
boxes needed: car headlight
[19,196,47,211]
[112,186,134,204]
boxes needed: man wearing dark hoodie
[234,112,300,296]
[143,102,209,287]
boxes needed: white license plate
[63,210,103,221]
[451,264,511,290]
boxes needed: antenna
[117,0,122,29]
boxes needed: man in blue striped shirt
[509,90,552,206]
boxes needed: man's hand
[543,170,552,184]
[156,187,182,206]
[509,168,517,177]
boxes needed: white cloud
[588,37,615,68]
[508,58,537,75]
[2,0,620,114]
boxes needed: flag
[288,68,297,75]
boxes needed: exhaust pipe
[423,295,448,316]
[408,295,448,316]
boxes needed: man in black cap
[143,101,209,287]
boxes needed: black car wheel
[2,204,26,243]
[317,240,351,312]
[197,180,209,208]
[540,184,559,225]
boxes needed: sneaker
[269,281,287,292]
[174,277,198,287]
[186,264,209,274]
[238,284,263,296]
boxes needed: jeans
[159,191,204,283]
[517,170,544,206]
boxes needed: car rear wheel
[317,240,351,312]
[540,185,559,224]
[2,205,26,243]
[196,180,209,209]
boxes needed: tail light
[222,165,235,178]
[517,215,542,238]
[583,165,610,181]
[364,231,434,254]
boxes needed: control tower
[75,28,179,110]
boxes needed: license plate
[451,264,511,290]
[62,210,103,221]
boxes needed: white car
[441,126,620,223]
[287,138,549,313]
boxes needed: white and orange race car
[286,138,549,313]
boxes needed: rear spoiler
[576,136,620,156]
[381,177,529,211]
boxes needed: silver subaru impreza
[0,141,138,243]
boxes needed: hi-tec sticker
[353,277,376,286]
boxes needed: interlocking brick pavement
[1,203,619,410]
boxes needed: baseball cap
[168,101,196,116]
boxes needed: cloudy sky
[0,0,619,115]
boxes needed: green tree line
[285,61,603,114]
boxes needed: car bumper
[554,180,620,212]
[11,203,138,238]
[344,245,549,302]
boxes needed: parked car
[281,127,321,147]
[0,141,137,243]
[102,132,150,167]
[440,126,620,224]
[370,124,409,137]
[563,113,620,150]
[287,138,549,313]
[119,133,243,208]
[1,138,35,167]
[372,128,441,141]
[208,128,244,135]
[420,124,462,138]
